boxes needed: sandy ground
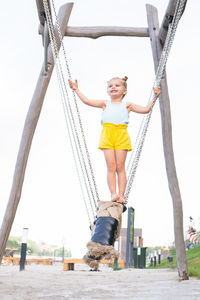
[0,264,199,300]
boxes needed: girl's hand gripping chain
[68,79,78,91]
[153,86,160,99]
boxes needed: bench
[2,257,20,265]
[2,257,53,265]
[63,258,125,271]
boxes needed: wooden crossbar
[39,24,149,39]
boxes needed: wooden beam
[0,3,74,264]
[159,0,187,46]
[146,4,188,280]
[65,26,149,39]
[39,25,149,39]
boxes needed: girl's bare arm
[68,79,106,109]
[127,87,160,114]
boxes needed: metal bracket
[43,17,49,75]
[168,15,174,24]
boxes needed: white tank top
[101,99,129,125]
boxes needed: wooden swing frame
[0,0,188,279]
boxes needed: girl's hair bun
[122,76,128,81]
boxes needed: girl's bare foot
[117,196,127,204]
[111,194,119,202]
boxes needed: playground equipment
[0,0,188,279]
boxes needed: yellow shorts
[98,122,132,151]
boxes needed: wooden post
[0,3,73,263]
[146,4,188,280]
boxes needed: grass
[148,246,200,279]
[112,265,122,271]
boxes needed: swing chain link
[49,0,100,206]
[125,0,187,202]
[43,0,97,222]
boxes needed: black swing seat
[91,216,118,246]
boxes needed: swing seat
[83,201,123,270]
[91,216,118,246]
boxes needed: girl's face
[107,79,127,99]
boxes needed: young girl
[69,77,160,204]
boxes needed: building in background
[117,227,143,260]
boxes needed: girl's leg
[103,149,117,197]
[115,150,128,203]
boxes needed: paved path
[0,264,199,299]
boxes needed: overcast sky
[0,0,200,257]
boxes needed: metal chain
[49,1,98,211]
[126,0,184,180]
[43,0,95,223]
[50,0,100,206]
[43,0,99,214]
[58,71,93,225]
[154,0,186,86]
[125,0,187,202]
[43,0,97,221]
